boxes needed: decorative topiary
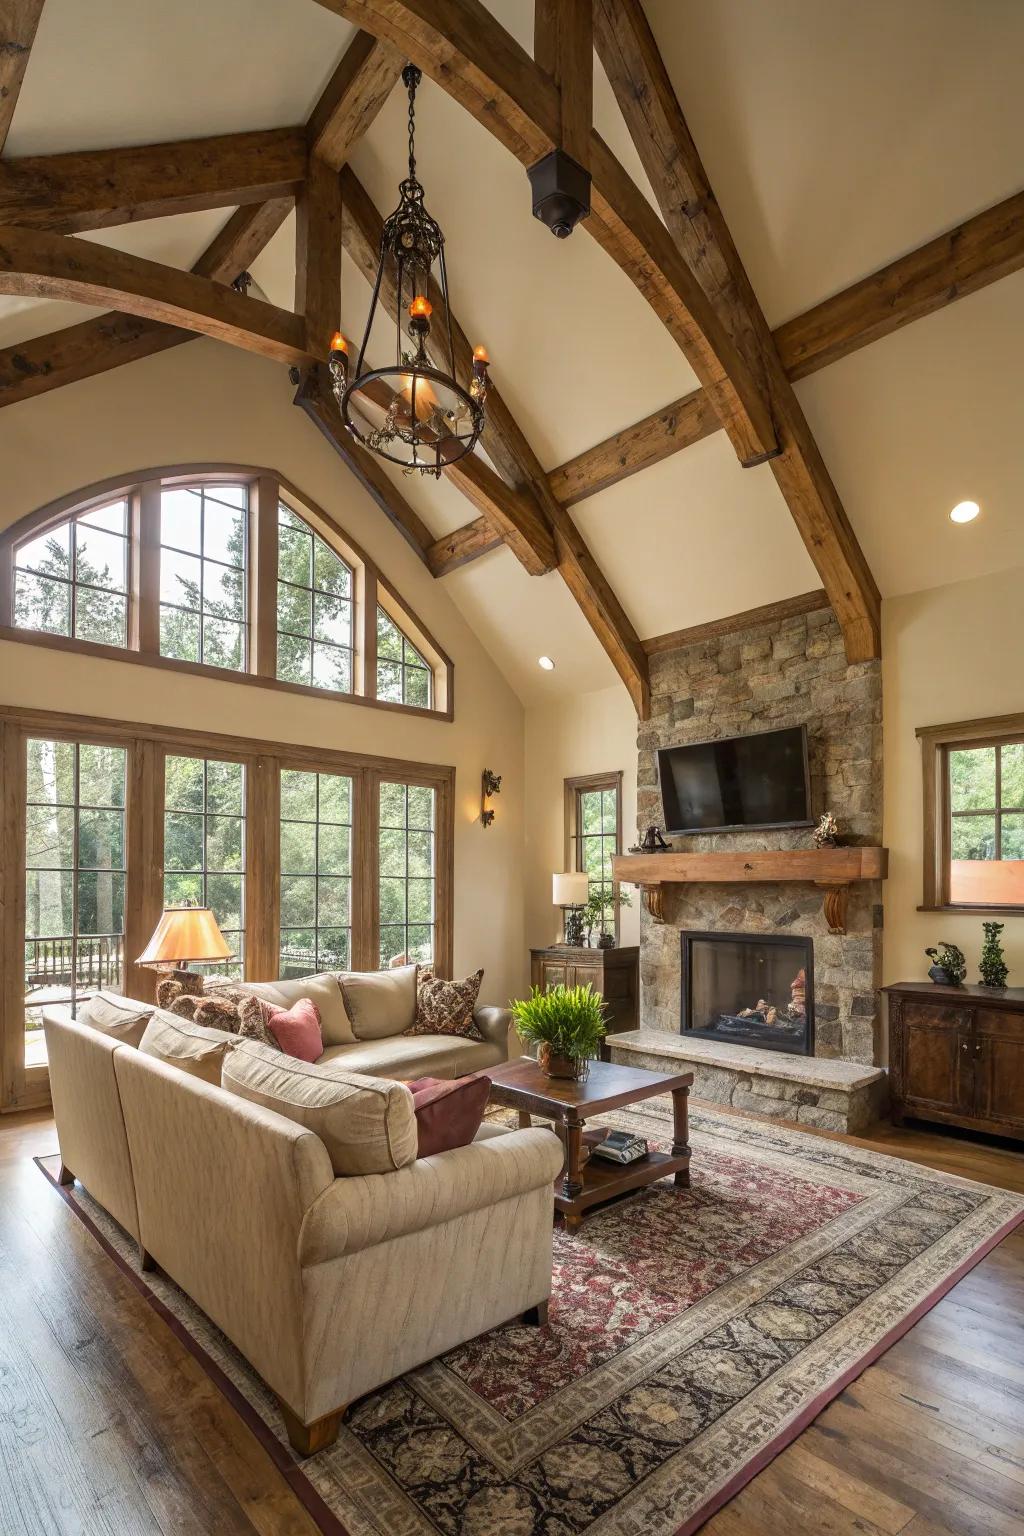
[925,942,966,986]
[978,921,1009,989]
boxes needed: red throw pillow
[406,1072,491,1158]
[266,998,323,1063]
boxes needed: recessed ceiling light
[538,655,555,671]
[950,500,980,524]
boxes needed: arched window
[376,606,433,709]
[1,468,452,718]
[14,499,129,647]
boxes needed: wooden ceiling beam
[295,156,341,354]
[0,127,306,233]
[426,516,502,577]
[0,0,45,154]
[308,29,404,170]
[312,0,779,470]
[534,0,592,173]
[0,224,312,364]
[593,0,879,664]
[0,200,293,407]
[549,388,719,507]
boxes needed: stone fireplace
[682,931,814,1055]
[635,603,883,1067]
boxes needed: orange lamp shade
[329,330,349,354]
[137,906,233,967]
[473,345,489,363]
[408,294,432,319]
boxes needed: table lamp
[553,871,589,947]
[137,904,233,997]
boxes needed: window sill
[0,625,454,722]
[917,903,1024,917]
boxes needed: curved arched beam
[0,226,314,365]
[312,0,778,472]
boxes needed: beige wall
[0,341,527,1006]
[883,563,1024,991]
[524,686,640,953]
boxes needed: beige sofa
[43,1010,562,1455]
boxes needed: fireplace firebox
[681,931,814,1055]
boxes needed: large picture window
[279,769,353,976]
[23,738,127,1065]
[2,467,451,718]
[379,781,436,967]
[14,500,129,648]
[163,755,246,976]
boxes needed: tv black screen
[658,726,811,834]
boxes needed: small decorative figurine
[813,811,841,849]
[628,825,671,854]
[978,921,1009,989]
[925,942,966,986]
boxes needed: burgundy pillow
[406,1072,491,1158]
[266,998,323,1063]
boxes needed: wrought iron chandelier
[329,64,489,477]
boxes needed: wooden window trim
[0,463,454,722]
[917,713,1024,914]
[563,770,624,942]
[0,703,455,1111]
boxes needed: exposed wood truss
[642,589,830,657]
[0,0,45,154]
[0,200,292,406]
[307,29,404,170]
[592,0,878,664]
[549,388,719,508]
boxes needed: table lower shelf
[554,1146,691,1229]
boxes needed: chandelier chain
[403,63,421,184]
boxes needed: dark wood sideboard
[884,981,1024,1141]
[530,946,639,1044]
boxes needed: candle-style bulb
[409,295,433,319]
[473,345,489,364]
[329,331,349,354]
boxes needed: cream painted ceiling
[2,0,1023,707]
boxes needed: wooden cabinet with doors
[530,946,639,1048]
[884,981,1024,1141]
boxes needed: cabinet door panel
[975,1037,1024,1132]
[570,963,602,992]
[540,961,569,992]
[900,1004,972,1114]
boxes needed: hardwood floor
[2,1108,1022,1536]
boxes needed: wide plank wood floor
[1,1107,1022,1536]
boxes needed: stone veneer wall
[637,606,883,1065]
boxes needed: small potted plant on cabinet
[582,887,633,948]
[511,983,608,1080]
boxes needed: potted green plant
[582,887,633,948]
[510,983,608,1080]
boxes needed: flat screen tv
[657,725,811,835]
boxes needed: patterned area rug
[39,1100,1024,1536]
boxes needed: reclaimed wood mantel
[611,847,888,933]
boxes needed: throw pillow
[193,996,245,1032]
[264,998,323,1062]
[156,971,204,1010]
[405,1072,492,1157]
[406,968,485,1038]
[78,990,155,1047]
[237,995,284,1052]
[222,1039,417,1176]
[339,964,418,1039]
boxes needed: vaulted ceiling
[2,0,1023,708]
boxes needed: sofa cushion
[406,1073,492,1157]
[79,990,155,1047]
[222,1039,417,1176]
[229,973,355,1046]
[138,1010,238,1085]
[317,1032,505,1080]
[407,968,485,1039]
[340,964,417,1040]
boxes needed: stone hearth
[608,1031,887,1136]
[636,603,883,1066]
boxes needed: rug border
[35,1156,352,1536]
[35,1154,1024,1536]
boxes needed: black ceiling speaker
[527,149,591,238]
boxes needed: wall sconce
[481,769,502,827]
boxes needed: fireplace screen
[681,931,813,1055]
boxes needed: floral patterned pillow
[237,995,285,1052]
[405,969,485,1039]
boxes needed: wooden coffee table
[487,1057,693,1230]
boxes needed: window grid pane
[14,503,129,648]
[379,781,436,968]
[160,486,248,672]
[376,607,432,709]
[577,785,619,932]
[276,504,353,695]
[948,741,1024,905]
[24,738,127,1066]
[163,755,245,976]
[279,770,353,978]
